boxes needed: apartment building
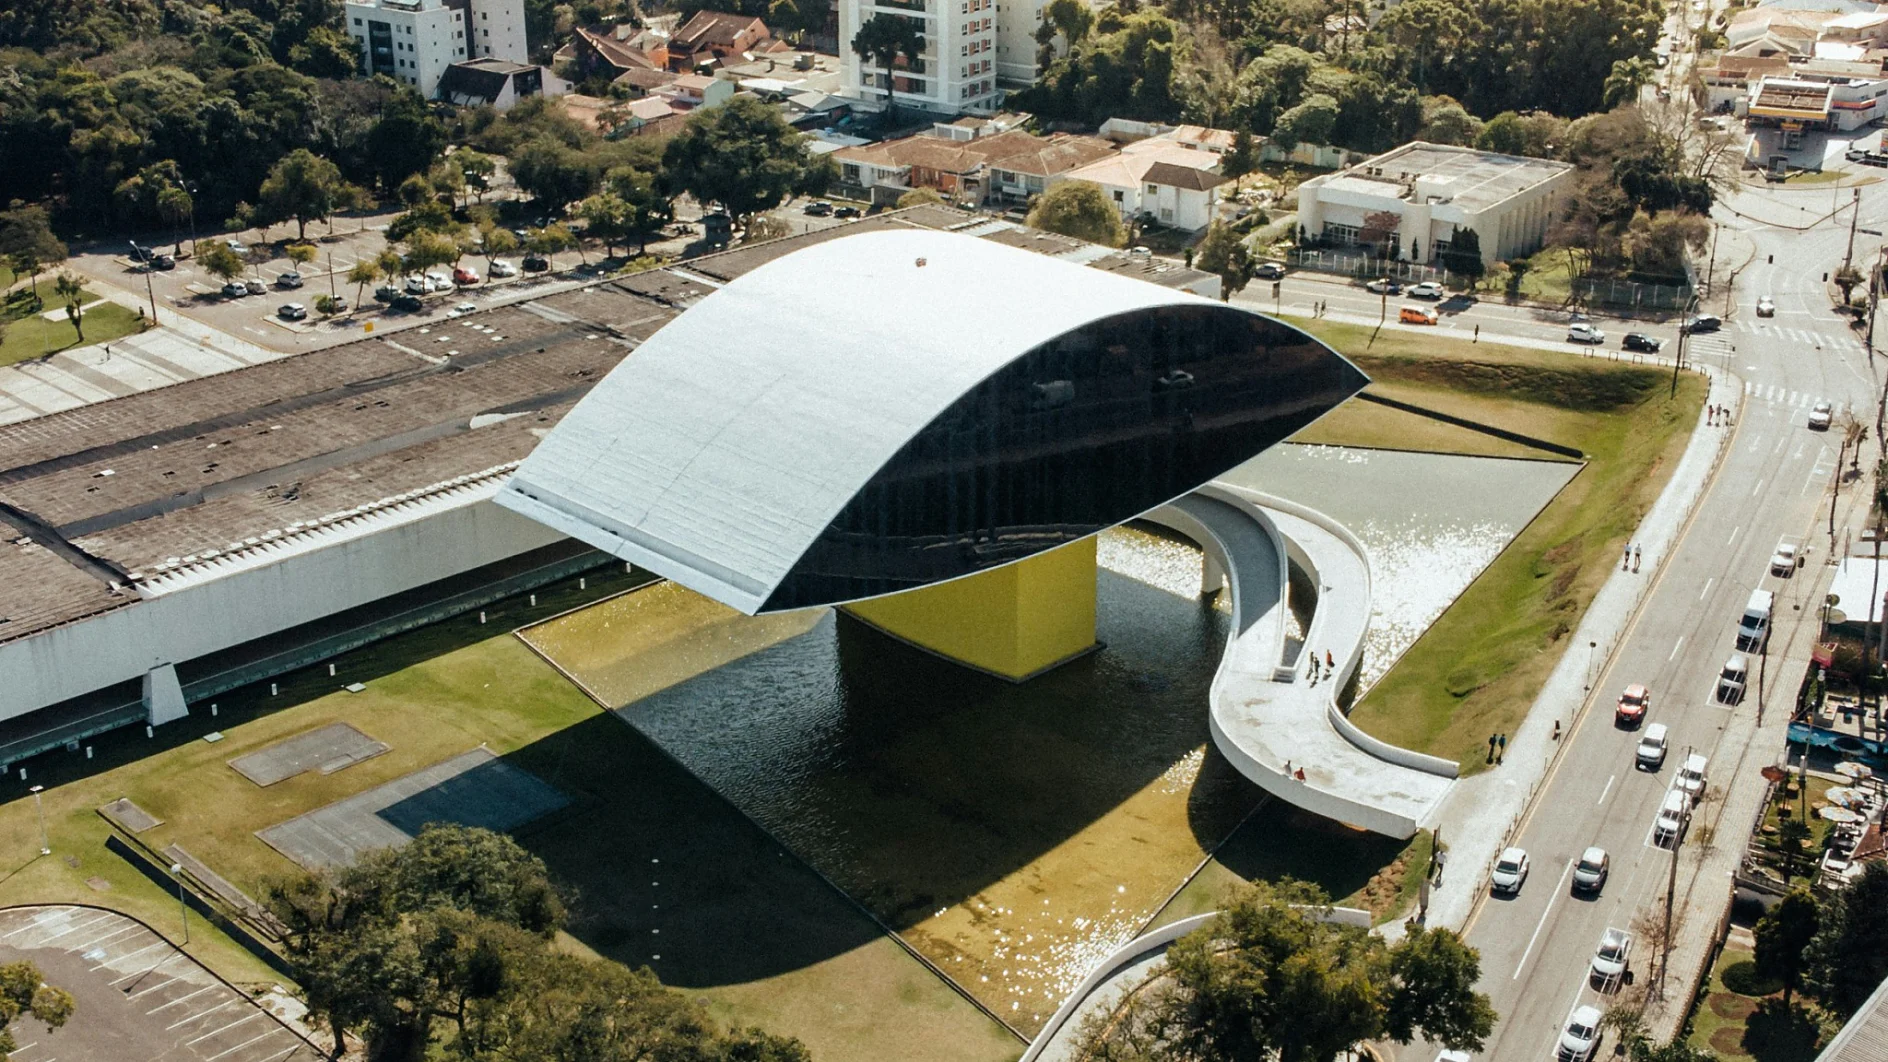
[840,0,1084,114]
[346,0,528,99]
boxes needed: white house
[345,0,528,99]
[1058,140,1228,232]
[437,58,568,111]
[1296,141,1574,268]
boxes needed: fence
[1286,249,1695,311]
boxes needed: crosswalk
[1742,379,1848,414]
[1729,317,1859,350]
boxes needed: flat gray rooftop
[1326,141,1573,212]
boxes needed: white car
[448,301,478,317]
[1434,1052,1472,1062]
[1559,1003,1604,1060]
[1591,927,1632,985]
[1809,401,1833,430]
[1655,787,1690,843]
[1636,722,1669,770]
[1677,753,1708,803]
[489,259,518,277]
[1757,295,1776,317]
[1569,323,1606,344]
[1718,654,1749,704]
[425,270,452,291]
[1771,541,1798,576]
[1490,847,1530,894]
[1407,281,1445,299]
[1365,277,1401,294]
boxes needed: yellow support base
[842,538,1099,681]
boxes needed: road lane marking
[1751,478,1765,497]
[1702,577,1716,600]
[1599,774,1616,805]
[1670,635,1685,660]
[1513,858,1577,980]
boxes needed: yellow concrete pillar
[843,537,1098,681]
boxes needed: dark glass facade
[760,305,1366,611]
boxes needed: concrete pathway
[0,315,279,426]
[1405,364,1744,942]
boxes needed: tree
[0,205,67,299]
[1016,11,1190,127]
[0,960,75,1055]
[603,166,673,254]
[1034,0,1095,66]
[52,272,85,342]
[1082,881,1495,1061]
[286,243,317,274]
[1222,130,1261,181]
[1271,93,1340,151]
[1804,860,1888,1017]
[897,187,945,208]
[1604,56,1656,109]
[1753,887,1820,1008]
[1438,227,1486,285]
[1025,182,1127,248]
[662,97,833,228]
[1195,222,1253,301]
[455,150,497,203]
[157,184,194,255]
[511,138,601,211]
[258,149,362,240]
[198,242,244,285]
[366,87,448,193]
[1418,96,1483,146]
[1836,265,1864,305]
[1358,209,1402,256]
[478,226,519,266]
[347,259,379,308]
[578,192,633,257]
[851,13,925,121]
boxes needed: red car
[452,266,481,286]
[1615,683,1650,727]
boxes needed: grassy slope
[1,289,142,367]
[1288,320,1707,772]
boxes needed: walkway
[0,317,279,426]
[1149,483,1457,841]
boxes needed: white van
[1737,589,1773,651]
[1717,654,1749,704]
[1677,753,1708,802]
[1636,723,1669,770]
[1654,787,1689,842]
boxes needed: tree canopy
[1026,181,1128,248]
[661,96,832,226]
[1804,861,1888,1018]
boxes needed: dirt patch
[1709,1025,1752,1056]
[1710,992,1759,1020]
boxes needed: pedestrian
[1552,719,1562,741]
[1294,767,1306,781]
[1633,545,1642,573]
[1473,323,1480,343]
[1488,733,1498,763]
[1325,649,1334,670]
[1283,759,1292,776]
[1706,404,1714,425]
[1497,733,1507,763]
[1623,544,1631,571]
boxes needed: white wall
[0,499,564,719]
[469,0,529,62]
[346,0,468,96]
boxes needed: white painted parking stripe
[69,925,145,954]
[31,913,116,944]
[147,984,217,1013]
[186,1012,259,1045]
[203,1028,278,1060]
[95,940,169,970]
[167,998,238,1030]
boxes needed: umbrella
[1835,762,1876,780]
[1827,787,1867,808]
[1820,806,1863,823]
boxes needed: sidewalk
[1397,363,1745,942]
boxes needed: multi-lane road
[1258,175,1888,1057]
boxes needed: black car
[374,285,399,303]
[1623,332,1663,352]
[151,254,176,271]
[1253,262,1287,280]
[391,294,424,312]
[1681,314,1721,335]
[834,205,863,219]
[522,255,550,272]
[803,200,834,216]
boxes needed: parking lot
[0,905,322,1062]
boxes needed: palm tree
[852,14,925,123]
[52,273,85,343]
[157,185,193,256]
[347,260,379,310]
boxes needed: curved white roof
[497,229,1215,613]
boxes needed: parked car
[453,266,480,286]
[448,301,478,317]
[1654,787,1690,843]
[1590,927,1632,986]
[1809,401,1834,430]
[1717,654,1749,704]
[1559,1004,1604,1061]
[1677,753,1709,803]
[1253,262,1287,280]
[834,205,863,219]
[1572,847,1610,894]
[405,276,429,295]
[1490,847,1530,894]
[1623,332,1663,352]
[225,239,248,256]
[1407,281,1445,299]
[277,302,307,321]
[391,294,423,312]
[221,281,249,298]
[489,259,518,278]
[151,253,176,271]
[128,241,157,262]
[1756,295,1776,317]
[1365,278,1402,295]
[1615,683,1650,727]
[424,271,452,291]
[276,271,303,289]
[522,255,550,272]
[803,200,834,216]
[1569,323,1606,344]
[1681,314,1721,334]
[244,278,266,295]
[1772,541,1799,576]
[1636,722,1669,770]
[374,285,400,303]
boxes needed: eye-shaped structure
[496,229,1366,614]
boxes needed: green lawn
[1280,319,1707,771]
[1,289,143,367]
[1688,936,1831,1061]
[0,571,1013,1062]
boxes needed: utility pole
[1671,294,1696,398]
[1759,632,1768,726]
[1846,188,1863,273]
[168,863,190,945]
[142,268,159,325]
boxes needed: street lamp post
[168,863,189,945]
[28,785,47,856]
[1586,639,1599,691]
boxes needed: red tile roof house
[668,11,783,72]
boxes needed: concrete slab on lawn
[255,748,568,870]
[228,722,389,786]
[97,798,161,833]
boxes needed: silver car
[1590,927,1632,986]
[1490,847,1530,894]
[1571,846,1609,893]
[1809,402,1833,430]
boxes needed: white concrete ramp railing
[1145,483,1456,840]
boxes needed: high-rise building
[345,0,529,99]
[841,0,1071,115]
